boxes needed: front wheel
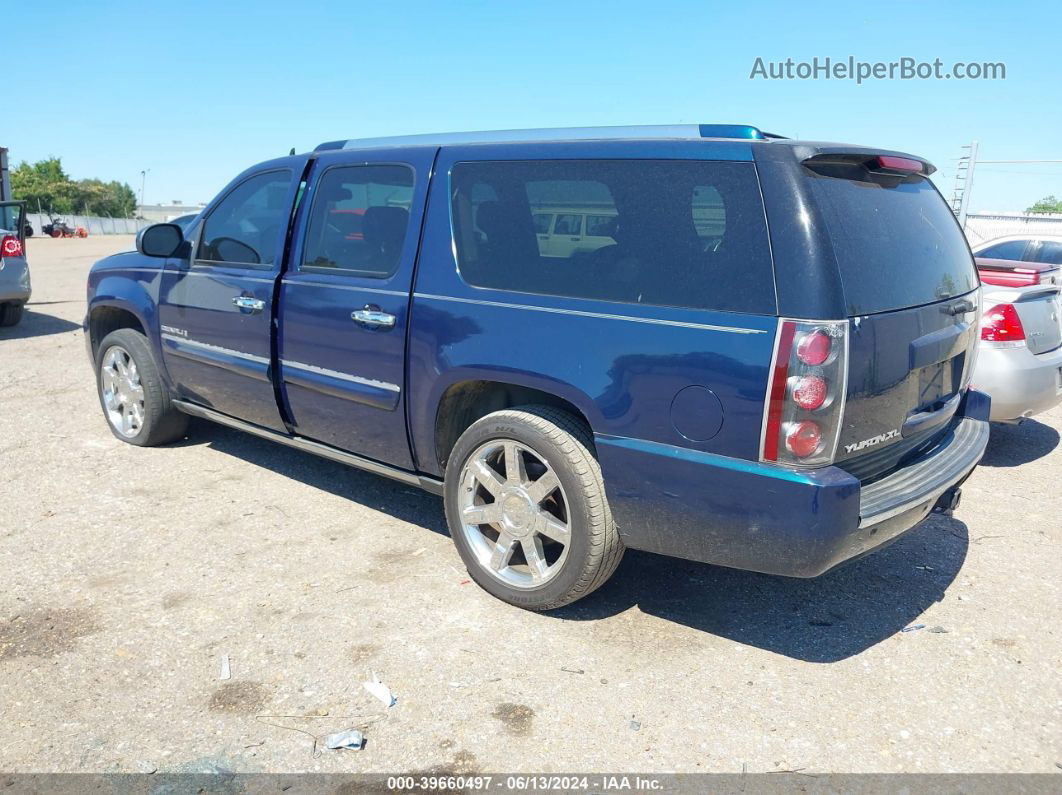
[444,406,624,611]
[95,328,188,446]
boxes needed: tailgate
[838,293,978,480]
[795,151,981,482]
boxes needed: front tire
[0,302,24,327]
[95,328,188,446]
[444,405,624,610]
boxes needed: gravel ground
[0,236,1059,775]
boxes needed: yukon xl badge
[845,429,900,454]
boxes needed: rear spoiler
[781,142,935,176]
[801,151,935,176]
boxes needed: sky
[5,0,1061,213]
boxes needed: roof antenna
[289,147,295,156]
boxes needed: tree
[10,157,138,217]
[1027,195,1062,214]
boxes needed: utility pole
[951,143,1062,226]
[950,141,978,230]
[139,169,150,218]
[0,147,10,201]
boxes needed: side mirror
[137,223,183,258]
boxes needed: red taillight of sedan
[981,303,1026,347]
[1,235,22,258]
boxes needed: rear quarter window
[805,166,978,315]
[450,159,776,315]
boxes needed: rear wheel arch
[433,378,597,471]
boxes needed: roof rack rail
[315,124,784,152]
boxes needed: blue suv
[85,124,990,610]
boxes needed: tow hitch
[933,487,962,517]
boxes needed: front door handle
[351,305,396,329]
[232,295,265,312]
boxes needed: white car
[974,283,1062,421]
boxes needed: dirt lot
[1,235,1059,775]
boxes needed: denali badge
[845,429,900,454]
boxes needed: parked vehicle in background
[84,124,990,610]
[0,200,31,327]
[43,216,87,238]
[974,283,1062,422]
[977,257,1059,288]
[973,234,1062,288]
[973,234,1062,265]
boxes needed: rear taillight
[980,303,1026,347]
[0,235,22,258]
[761,319,849,467]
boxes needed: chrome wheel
[100,345,145,438]
[458,439,571,589]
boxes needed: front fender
[85,268,168,384]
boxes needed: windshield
[805,167,978,315]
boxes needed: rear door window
[301,164,415,278]
[450,159,776,314]
[1031,240,1062,265]
[804,166,978,315]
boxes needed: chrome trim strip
[168,269,277,284]
[172,400,444,495]
[412,293,768,334]
[281,279,408,296]
[281,359,401,393]
[161,333,270,364]
[100,267,164,276]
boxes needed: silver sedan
[0,201,31,327]
[974,283,1062,421]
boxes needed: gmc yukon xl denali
[84,124,990,610]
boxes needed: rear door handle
[232,295,265,312]
[351,305,396,329]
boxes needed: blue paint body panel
[83,134,989,580]
[275,147,437,468]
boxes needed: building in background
[138,201,206,223]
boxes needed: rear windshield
[450,159,776,314]
[805,167,978,315]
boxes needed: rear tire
[95,328,188,446]
[444,405,624,611]
[0,302,24,327]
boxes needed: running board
[172,400,444,496]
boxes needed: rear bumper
[596,389,991,577]
[974,342,1062,421]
